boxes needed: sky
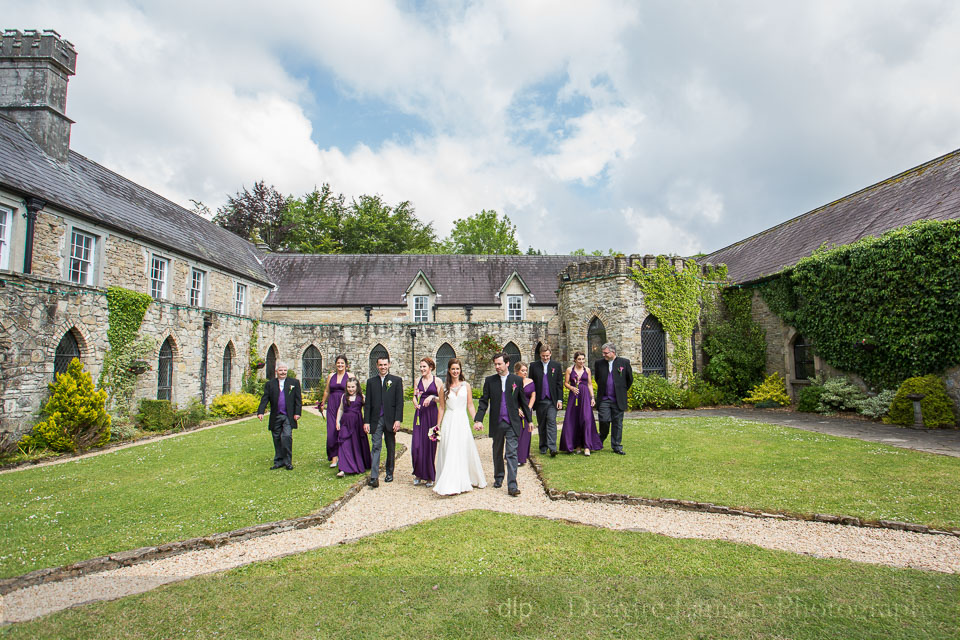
[7,1,960,255]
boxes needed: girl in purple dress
[320,355,350,468]
[513,361,536,465]
[560,351,603,455]
[412,357,440,487]
[335,376,371,476]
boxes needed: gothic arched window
[503,341,521,367]
[793,335,815,381]
[588,317,606,365]
[436,343,456,376]
[302,345,323,390]
[222,343,234,394]
[369,344,389,379]
[641,315,666,377]
[54,330,81,380]
[158,337,174,400]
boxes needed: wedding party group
[257,342,634,497]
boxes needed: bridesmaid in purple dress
[335,376,371,476]
[412,357,440,487]
[320,355,350,469]
[560,351,603,455]
[513,361,536,465]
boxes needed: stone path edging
[527,456,960,538]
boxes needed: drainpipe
[22,197,46,274]
[409,328,417,385]
[200,313,212,405]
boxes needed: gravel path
[3,431,958,625]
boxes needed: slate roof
[263,254,587,307]
[702,148,960,284]
[0,115,272,286]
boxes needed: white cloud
[536,106,644,184]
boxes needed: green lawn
[3,511,956,639]
[537,417,960,530]
[0,412,355,578]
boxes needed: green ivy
[701,289,767,401]
[756,219,960,389]
[629,257,726,384]
[242,320,263,395]
[462,334,501,386]
[100,287,154,415]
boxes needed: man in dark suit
[529,344,563,457]
[593,342,634,455]
[363,355,403,488]
[474,352,532,496]
[257,361,302,470]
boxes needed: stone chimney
[0,29,77,162]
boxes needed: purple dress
[412,377,439,482]
[337,395,371,474]
[326,372,347,461]
[560,369,603,452]
[517,380,535,464]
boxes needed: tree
[282,184,346,254]
[212,181,289,251]
[339,195,437,254]
[447,209,521,255]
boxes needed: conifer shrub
[887,375,957,428]
[742,372,791,407]
[210,392,260,418]
[19,358,111,453]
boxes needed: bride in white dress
[433,358,487,495]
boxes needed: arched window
[641,315,666,377]
[436,343,456,375]
[503,341,521,367]
[588,317,606,364]
[793,335,815,381]
[54,330,81,380]
[691,329,699,375]
[368,344,389,378]
[158,337,174,401]
[266,344,278,380]
[534,341,543,360]
[222,343,234,394]
[302,345,323,390]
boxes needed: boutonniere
[618,366,624,373]
[512,382,517,392]
[550,367,555,375]
[385,380,392,389]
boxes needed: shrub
[816,376,866,414]
[742,373,791,407]
[210,392,260,418]
[796,384,826,413]
[109,419,139,442]
[887,375,957,428]
[628,375,685,410]
[136,399,176,431]
[859,389,896,420]
[175,398,207,429]
[19,358,111,453]
[701,289,767,401]
[683,375,726,408]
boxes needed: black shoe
[508,489,521,497]
[285,464,294,470]
[384,474,393,483]
[368,478,379,488]
[539,448,548,454]
[271,464,283,470]
[493,481,503,488]
[549,450,557,457]
[614,449,625,456]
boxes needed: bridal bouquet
[428,426,441,441]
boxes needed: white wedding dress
[432,384,487,495]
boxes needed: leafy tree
[282,184,346,254]
[448,209,521,255]
[340,195,437,254]
[213,181,289,251]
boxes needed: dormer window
[507,294,523,321]
[413,295,429,322]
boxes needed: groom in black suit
[529,344,563,457]
[257,361,302,470]
[363,355,403,488]
[474,352,532,496]
[593,342,634,455]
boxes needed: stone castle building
[1,29,958,436]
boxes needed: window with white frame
[413,295,429,322]
[507,294,523,321]
[189,268,205,307]
[235,283,246,316]
[150,255,169,300]
[69,229,97,285]
[0,206,11,270]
